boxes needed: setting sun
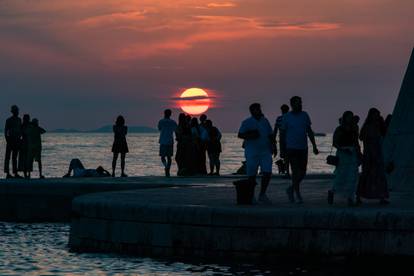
[179,88,210,115]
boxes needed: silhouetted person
[111,115,128,177]
[238,103,275,205]
[28,118,46,179]
[63,159,110,177]
[4,105,22,179]
[18,114,32,178]
[205,120,222,175]
[357,108,389,205]
[282,96,319,204]
[328,111,361,206]
[199,114,209,175]
[274,104,289,177]
[175,113,192,176]
[190,117,206,175]
[158,109,178,177]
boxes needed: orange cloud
[207,2,237,8]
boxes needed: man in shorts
[282,96,319,203]
[158,109,178,177]
[238,103,276,204]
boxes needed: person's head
[178,113,186,126]
[365,108,381,125]
[190,117,199,128]
[96,166,105,175]
[290,96,302,112]
[11,105,19,116]
[281,104,289,114]
[185,115,191,123]
[204,119,213,129]
[249,103,263,119]
[115,115,125,126]
[22,114,30,124]
[340,111,354,126]
[32,118,39,127]
[164,109,172,118]
[200,114,207,123]
[353,115,360,125]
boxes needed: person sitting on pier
[238,103,276,205]
[63,159,111,178]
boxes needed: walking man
[238,103,276,204]
[4,105,23,179]
[158,109,178,177]
[282,96,319,203]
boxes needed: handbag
[326,146,339,166]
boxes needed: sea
[0,133,353,276]
[0,133,334,178]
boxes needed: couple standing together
[238,96,319,204]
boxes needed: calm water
[0,133,333,178]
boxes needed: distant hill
[50,125,157,133]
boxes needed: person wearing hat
[4,105,23,179]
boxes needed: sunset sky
[0,0,413,132]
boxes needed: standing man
[282,96,319,203]
[238,103,276,204]
[274,104,290,177]
[4,105,23,179]
[158,109,178,177]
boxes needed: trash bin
[233,179,257,205]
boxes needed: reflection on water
[0,133,334,178]
[0,222,401,276]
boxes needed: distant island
[50,125,158,133]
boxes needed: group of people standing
[238,96,319,205]
[3,105,46,179]
[238,96,391,206]
[158,109,222,177]
[330,108,391,206]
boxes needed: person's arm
[158,121,162,131]
[4,120,8,140]
[39,127,46,134]
[237,121,260,140]
[124,126,128,135]
[307,125,319,155]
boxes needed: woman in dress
[357,108,389,204]
[111,115,129,177]
[18,114,32,178]
[175,113,192,176]
[328,111,361,206]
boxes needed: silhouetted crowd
[159,110,222,177]
[237,96,392,206]
[4,105,46,179]
[3,100,393,206]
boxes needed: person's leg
[38,158,44,178]
[12,148,20,177]
[293,150,308,202]
[4,144,11,177]
[65,158,83,177]
[286,150,297,203]
[215,153,221,175]
[112,152,118,177]
[246,153,260,201]
[208,153,214,174]
[121,153,127,176]
[166,156,172,177]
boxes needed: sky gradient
[0,0,413,132]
